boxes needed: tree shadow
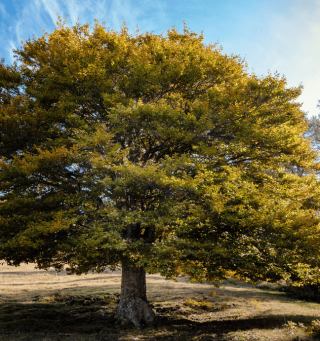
[0,301,114,335]
[1,297,319,339]
[1,281,319,340]
[160,315,284,335]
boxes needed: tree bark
[115,265,156,328]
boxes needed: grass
[0,263,320,340]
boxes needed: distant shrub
[279,284,320,302]
[255,281,283,291]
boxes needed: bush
[279,284,320,302]
[309,319,320,336]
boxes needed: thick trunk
[115,266,156,328]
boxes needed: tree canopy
[1,19,320,320]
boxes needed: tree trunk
[115,266,156,328]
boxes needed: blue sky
[0,0,319,117]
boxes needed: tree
[1,18,320,327]
[306,114,320,151]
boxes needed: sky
[0,0,319,118]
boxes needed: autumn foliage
[1,18,320,290]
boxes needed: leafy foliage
[1,18,320,286]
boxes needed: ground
[0,263,319,340]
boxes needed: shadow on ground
[0,297,309,341]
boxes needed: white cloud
[65,0,84,25]
[0,3,7,18]
[0,0,167,65]
[256,0,320,117]
[39,0,63,26]
[36,0,167,33]
[5,41,17,63]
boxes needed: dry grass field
[0,263,320,340]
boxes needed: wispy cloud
[254,0,320,117]
[5,41,17,64]
[0,0,167,65]
[39,0,63,26]
[0,3,7,18]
